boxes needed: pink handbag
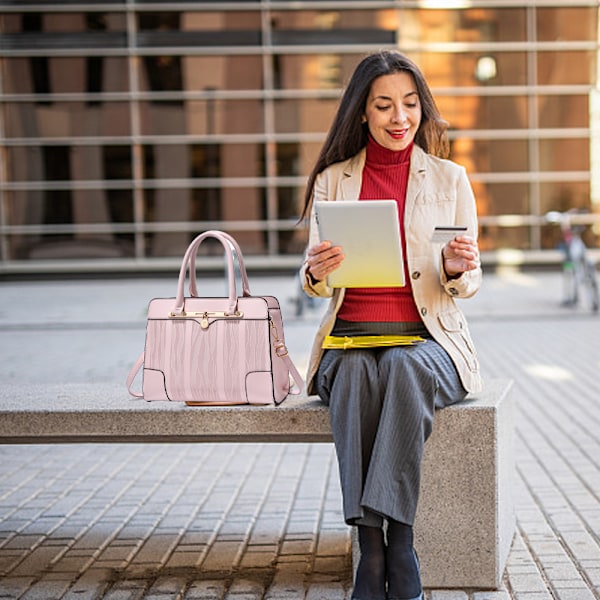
[127,230,304,405]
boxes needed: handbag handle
[187,231,251,299]
[172,230,249,316]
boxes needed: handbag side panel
[263,296,294,405]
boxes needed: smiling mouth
[387,129,408,139]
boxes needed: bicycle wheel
[583,260,599,313]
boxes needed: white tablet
[314,200,405,288]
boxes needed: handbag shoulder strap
[126,352,145,398]
[269,318,304,395]
[281,353,304,395]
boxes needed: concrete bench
[0,379,514,590]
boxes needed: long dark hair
[300,50,449,220]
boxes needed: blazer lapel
[405,145,427,223]
[339,149,366,201]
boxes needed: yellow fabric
[322,335,426,349]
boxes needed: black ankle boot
[386,520,423,600]
[352,524,387,600]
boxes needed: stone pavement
[0,267,599,600]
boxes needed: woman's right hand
[306,240,345,283]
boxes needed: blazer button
[449,287,459,296]
[412,271,421,280]
[420,307,427,317]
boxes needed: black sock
[386,520,422,600]
[352,524,386,600]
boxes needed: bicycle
[545,210,599,313]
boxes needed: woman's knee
[322,349,378,378]
[317,349,379,399]
[378,346,425,380]
[377,347,439,409]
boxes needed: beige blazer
[300,144,483,395]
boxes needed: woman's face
[363,71,422,151]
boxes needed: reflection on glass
[540,182,591,214]
[181,56,263,92]
[538,52,594,86]
[271,53,370,90]
[274,98,338,134]
[139,100,264,136]
[484,183,530,216]
[398,8,527,43]
[538,95,589,129]
[423,52,528,87]
[3,102,131,138]
[537,8,596,41]
[3,56,130,95]
[468,139,529,174]
[270,10,398,31]
[437,95,529,130]
[539,139,589,172]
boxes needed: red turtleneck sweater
[337,137,421,323]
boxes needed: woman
[300,51,482,600]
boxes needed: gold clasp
[169,310,243,329]
[270,319,289,357]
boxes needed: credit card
[430,226,467,244]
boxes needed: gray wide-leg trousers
[316,340,467,527]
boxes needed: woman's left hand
[442,236,480,278]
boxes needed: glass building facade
[1,1,599,274]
